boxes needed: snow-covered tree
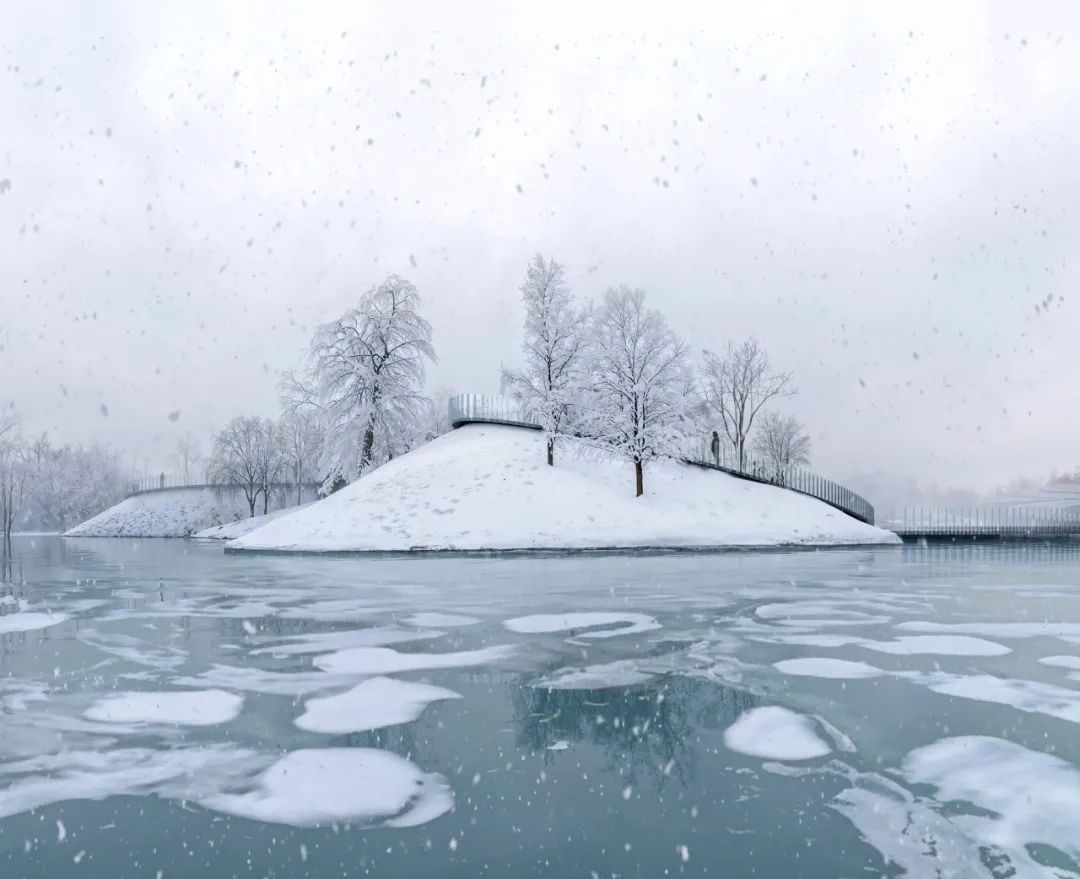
[752,411,811,485]
[210,416,281,517]
[24,437,128,531]
[277,409,322,506]
[306,275,436,489]
[0,411,28,545]
[502,254,589,466]
[701,339,793,470]
[581,286,693,497]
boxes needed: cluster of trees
[502,254,812,496]
[0,411,129,544]
[204,276,446,516]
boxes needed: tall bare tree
[701,339,793,470]
[502,254,590,466]
[0,411,27,546]
[581,286,693,497]
[752,412,811,485]
[277,409,321,505]
[174,432,202,483]
[210,416,280,517]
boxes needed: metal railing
[123,475,319,499]
[896,506,1080,539]
[448,393,540,430]
[680,438,875,525]
[447,394,876,525]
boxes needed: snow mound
[228,425,896,552]
[65,487,298,538]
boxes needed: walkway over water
[895,506,1080,541]
[448,394,876,525]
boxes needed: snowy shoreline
[224,542,902,557]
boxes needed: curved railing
[123,475,320,499]
[447,394,876,525]
[448,393,541,430]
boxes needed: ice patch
[85,689,243,726]
[313,644,515,675]
[174,665,351,696]
[897,621,1080,640]
[295,677,461,734]
[1039,655,1080,671]
[547,740,569,751]
[503,612,659,639]
[0,747,268,820]
[203,748,452,828]
[904,735,1080,870]
[920,672,1080,725]
[0,611,69,635]
[859,635,1010,656]
[723,707,831,760]
[251,626,443,657]
[402,612,480,628]
[534,660,654,690]
[747,633,865,648]
[773,658,884,679]
[78,630,187,669]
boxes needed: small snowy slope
[195,503,313,540]
[230,425,897,552]
[66,488,269,538]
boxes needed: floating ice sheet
[251,626,444,657]
[174,664,352,696]
[502,612,659,638]
[920,672,1080,725]
[402,612,480,627]
[85,689,243,726]
[203,748,452,828]
[314,644,515,675]
[0,611,69,634]
[534,660,654,690]
[773,658,884,679]
[723,706,831,760]
[295,676,461,734]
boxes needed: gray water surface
[2,537,1080,878]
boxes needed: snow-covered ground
[64,487,299,538]
[195,503,314,540]
[230,424,897,552]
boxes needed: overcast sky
[2,1,1078,502]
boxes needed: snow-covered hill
[65,487,299,538]
[229,425,898,553]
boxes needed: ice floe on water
[919,672,1080,725]
[897,620,1080,640]
[174,664,352,696]
[402,612,481,627]
[85,689,244,726]
[313,644,515,675]
[859,635,1010,656]
[295,676,461,734]
[903,736,1080,872]
[251,626,444,657]
[0,746,268,820]
[1038,654,1080,670]
[0,611,69,634]
[773,658,884,679]
[203,748,452,828]
[78,629,187,669]
[723,707,832,760]
[502,612,659,638]
[534,659,655,690]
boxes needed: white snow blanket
[230,425,897,552]
[65,488,300,538]
[195,503,313,540]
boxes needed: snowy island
[225,424,898,553]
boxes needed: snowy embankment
[195,503,314,540]
[65,487,297,538]
[229,424,897,553]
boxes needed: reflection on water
[2,536,1080,878]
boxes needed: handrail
[122,476,319,499]
[447,393,876,525]
[895,506,1080,538]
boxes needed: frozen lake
[3,536,1080,877]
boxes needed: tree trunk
[361,421,376,471]
[263,489,269,515]
[248,493,256,518]
[634,460,643,497]
[546,438,554,466]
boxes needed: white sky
[2,0,1078,497]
